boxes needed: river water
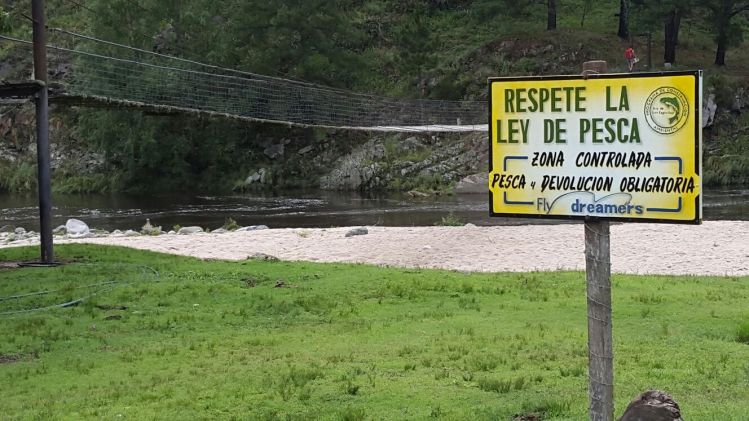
[0,189,747,231]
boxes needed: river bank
[3,221,746,276]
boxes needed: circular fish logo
[644,87,689,134]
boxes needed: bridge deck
[49,94,487,133]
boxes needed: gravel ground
[20,221,746,276]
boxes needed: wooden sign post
[585,218,613,420]
[582,60,614,421]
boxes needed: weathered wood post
[32,0,54,263]
[582,60,614,421]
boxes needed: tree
[630,0,695,65]
[579,0,595,27]
[704,0,749,65]
[663,7,681,64]
[547,0,557,30]
[395,7,436,95]
[618,0,629,39]
[0,7,10,32]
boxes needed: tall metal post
[32,0,54,263]
[581,60,614,421]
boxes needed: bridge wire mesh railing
[1,30,488,132]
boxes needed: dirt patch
[0,261,23,270]
[0,259,73,270]
[0,353,24,364]
[94,304,128,310]
[242,275,271,288]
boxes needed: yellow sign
[489,71,702,224]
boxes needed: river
[0,189,747,231]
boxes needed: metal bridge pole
[32,0,54,263]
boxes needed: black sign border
[488,70,702,225]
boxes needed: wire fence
[1,30,487,132]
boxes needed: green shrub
[435,213,464,226]
[222,217,240,231]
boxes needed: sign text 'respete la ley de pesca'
[488,71,702,224]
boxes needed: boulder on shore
[178,226,204,235]
[236,225,269,232]
[65,219,90,236]
[345,227,368,237]
[619,390,683,421]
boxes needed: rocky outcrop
[320,132,488,191]
[320,137,385,190]
[454,173,488,194]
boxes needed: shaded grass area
[0,245,747,420]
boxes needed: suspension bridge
[1,29,488,133]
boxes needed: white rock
[298,145,314,155]
[14,227,26,235]
[345,227,368,237]
[703,93,717,128]
[168,230,176,235]
[211,228,228,234]
[178,226,204,235]
[53,225,67,235]
[123,230,140,237]
[70,232,95,239]
[235,225,269,232]
[245,172,261,184]
[65,219,90,236]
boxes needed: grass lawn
[1,245,747,420]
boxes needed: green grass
[0,245,748,420]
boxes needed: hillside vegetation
[1,0,748,192]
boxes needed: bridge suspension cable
[1,30,488,132]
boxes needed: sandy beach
[7,221,737,276]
